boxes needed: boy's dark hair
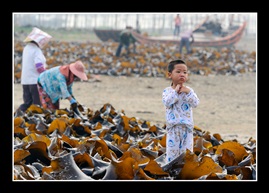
[168,59,186,73]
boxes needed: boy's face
[168,63,188,85]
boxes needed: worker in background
[179,29,194,55]
[173,14,182,37]
[115,26,136,57]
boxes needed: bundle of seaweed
[13,103,256,180]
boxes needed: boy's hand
[175,84,181,93]
[179,85,190,94]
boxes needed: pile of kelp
[13,103,256,181]
[14,40,256,83]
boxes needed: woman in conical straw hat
[17,27,52,112]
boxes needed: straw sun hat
[69,61,88,81]
[24,27,52,49]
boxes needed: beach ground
[13,72,256,144]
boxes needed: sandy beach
[13,72,257,144]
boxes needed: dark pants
[174,25,180,36]
[179,38,191,54]
[115,43,129,57]
[19,84,41,112]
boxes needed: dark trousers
[19,84,41,112]
[174,25,181,36]
[115,43,129,57]
[179,38,191,54]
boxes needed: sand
[13,72,257,144]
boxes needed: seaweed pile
[14,40,256,83]
[13,103,256,181]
